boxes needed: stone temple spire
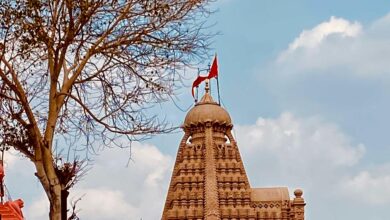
[161,86,305,219]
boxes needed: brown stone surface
[184,92,231,128]
[251,187,290,202]
[162,85,305,220]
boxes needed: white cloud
[287,16,362,51]
[273,14,390,77]
[23,142,173,220]
[26,194,49,219]
[7,111,390,220]
[71,188,137,220]
[236,112,365,192]
[341,164,390,205]
[28,187,139,220]
[71,142,173,220]
[235,112,390,219]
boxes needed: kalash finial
[205,79,210,94]
[196,79,215,105]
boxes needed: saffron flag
[207,55,218,79]
[191,55,219,98]
[192,75,208,97]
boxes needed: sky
[4,1,390,219]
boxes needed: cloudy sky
[5,1,390,219]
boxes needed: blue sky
[5,1,390,219]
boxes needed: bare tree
[0,0,213,219]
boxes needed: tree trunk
[34,153,64,220]
[61,189,69,220]
[48,184,62,220]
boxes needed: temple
[0,160,25,220]
[162,81,305,220]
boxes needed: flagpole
[207,63,211,94]
[214,53,220,105]
[216,76,221,105]
[196,68,200,103]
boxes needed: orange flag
[207,55,218,79]
[191,55,219,98]
[192,75,208,98]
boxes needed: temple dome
[184,91,232,127]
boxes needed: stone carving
[162,89,305,220]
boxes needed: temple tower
[162,82,305,220]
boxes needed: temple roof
[184,85,231,128]
[251,187,290,202]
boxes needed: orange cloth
[6,199,24,218]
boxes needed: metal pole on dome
[195,68,200,103]
[214,53,221,105]
[208,63,211,94]
[216,75,221,105]
[205,78,210,93]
